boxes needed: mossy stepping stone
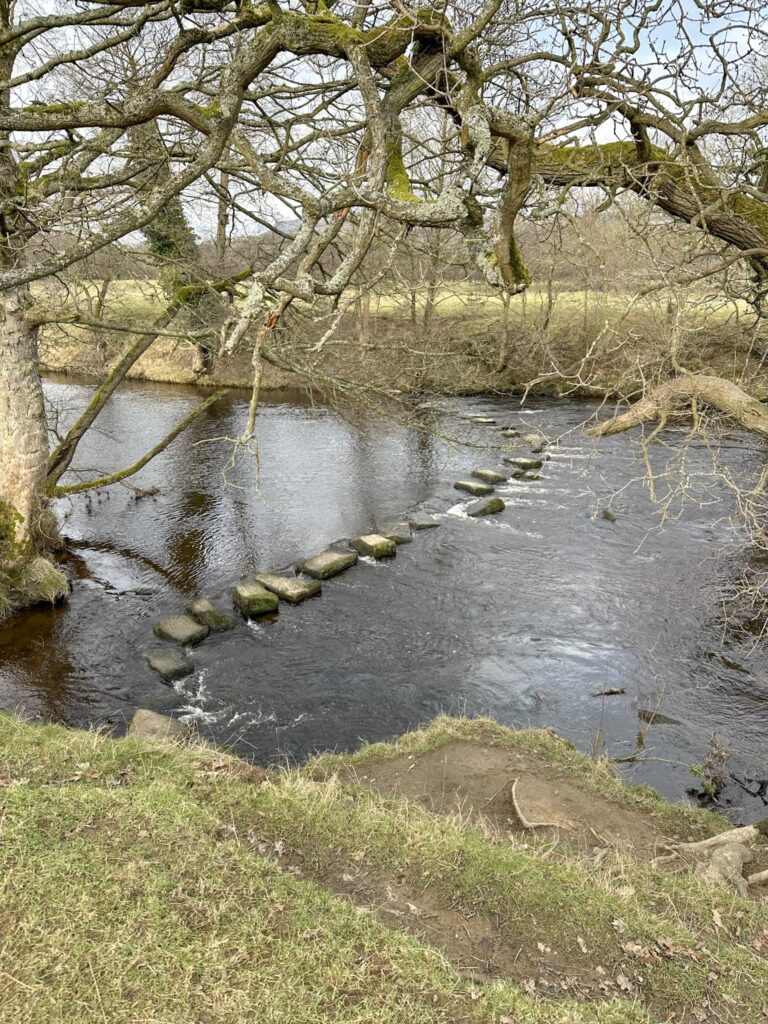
[454,480,494,496]
[232,582,279,617]
[146,648,194,682]
[466,496,505,517]
[471,469,508,484]
[255,573,322,604]
[351,534,397,558]
[186,598,235,632]
[499,427,519,437]
[298,548,358,580]
[503,456,543,470]
[153,615,209,645]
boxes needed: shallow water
[3,378,768,820]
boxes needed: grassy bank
[2,714,767,1023]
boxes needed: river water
[2,378,768,819]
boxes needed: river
[2,378,768,820]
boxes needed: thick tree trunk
[0,285,49,545]
[0,283,67,616]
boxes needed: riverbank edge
[3,711,767,1023]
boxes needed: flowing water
[3,378,768,819]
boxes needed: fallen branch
[587,375,768,441]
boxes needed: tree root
[652,819,768,895]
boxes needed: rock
[153,615,209,646]
[297,547,358,580]
[127,709,189,742]
[454,480,494,496]
[409,516,440,531]
[146,648,194,682]
[186,598,236,632]
[521,471,541,480]
[232,581,280,617]
[503,456,543,470]
[255,572,322,604]
[499,427,519,437]
[471,469,508,484]
[470,416,496,425]
[466,496,505,517]
[351,534,397,558]
[601,509,618,523]
[381,522,413,544]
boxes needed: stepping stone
[410,516,440,531]
[153,615,209,646]
[454,480,494,496]
[503,456,543,470]
[471,469,508,484]
[466,496,505,517]
[297,548,358,580]
[521,471,541,480]
[499,427,519,437]
[351,534,397,558]
[186,598,235,632]
[232,581,279,617]
[146,648,194,682]
[255,572,322,604]
[127,709,189,742]
[380,522,412,545]
[470,416,496,425]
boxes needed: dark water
[3,378,768,820]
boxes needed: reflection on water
[2,378,768,820]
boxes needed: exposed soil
[347,739,670,859]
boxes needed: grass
[2,714,766,1023]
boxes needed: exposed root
[652,819,768,894]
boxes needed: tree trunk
[0,285,49,546]
[0,284,67,616]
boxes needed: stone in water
[232,581,279,617]
[454,480,494,496]
[466,496,505,517]
[297,548,358,580]
[186,598,235,632]
[255,573,322,604]
[351,534,397,558]
[146,648,194,682]
[503,456,543,470]
[153,615,209,646]
[471,469,508,484]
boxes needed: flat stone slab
[351,534,397,558]
[503,456,544,470]
[146,648,194,682]
[409,516,440,531]
[521,471,541,480]
[471,469,508,484]
[255,572,322,604]
[470,416,496,425]
[498,427,519,437]
[153,614,209,646]
[186,598,235,632]
[381,522,412,545]
[297,548,358,580]
[232,581,280,617]
[454,480,494,496]
[466,496,505,517]
[127,709,189,743]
